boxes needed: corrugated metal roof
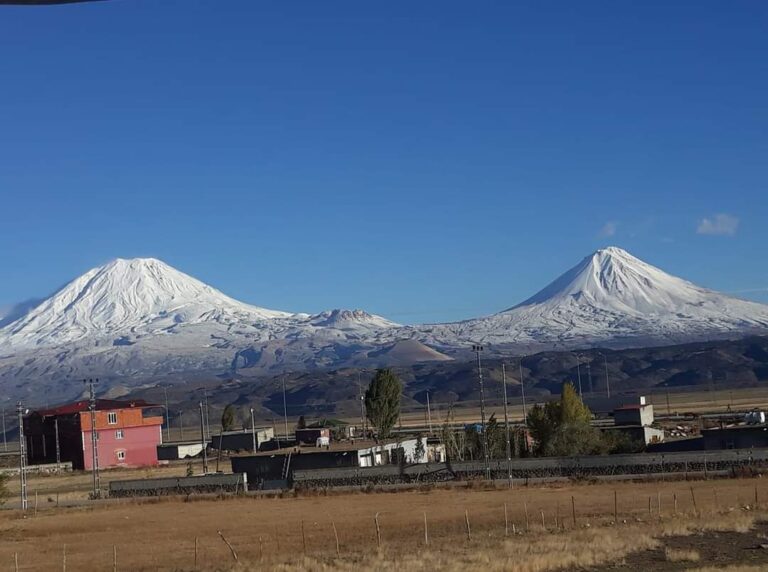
[34,399,156,417]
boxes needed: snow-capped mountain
[418,247,768,349]
[0,258,292,349]
[1,247,767,401]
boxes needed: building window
[115,429,124,440]
[116,450,126,461]
[107,412,117,424]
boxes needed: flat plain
[2,475,768,571]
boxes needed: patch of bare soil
[585,522,768,571]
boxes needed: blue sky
[1,1,766,324]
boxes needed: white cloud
[697,213,739,236]
[599,221,617,238]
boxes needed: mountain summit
[0,257,291,348]
[421,246,768,349]
[512,246,722,313]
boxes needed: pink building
[24,399,164,470]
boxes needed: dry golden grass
[688,565,765,572]
[664,547,701,562]
[0,476,765,571]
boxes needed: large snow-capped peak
[0,257,292,347]
[508,246,718,315]
[419,246,768,348]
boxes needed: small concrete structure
[613,396,654,427]
[231,437,434,486]
[295,428,331,446]
[210,427,274,452]
[607,396,663,445]
[701,425,768,450]
[157,441,206,461]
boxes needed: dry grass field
[384,386,768,431]
[2,476,768,571]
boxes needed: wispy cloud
[599,221,617,238]
[697,213,739,236]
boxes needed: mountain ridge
[1,247,767,402]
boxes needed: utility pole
[426,392,433,435]
[84,378,101,499]
[197,388,211,442]
[199,401,208,474]
[178,410,185,441]
[281,375,289,443]
[472,344,491,481]
[2,408,7,452]
[250,407,257,453]
[204,391,211,443]
[54,417,61,473]
[603,353,611,399]
[501,364,512,488]
[160,385,170,442]
[575,355,583,397]
[587,361,593,394]
[357,372,366,439]
[17,402,28,511]
[271,418,280,449]
[519,358,528,424]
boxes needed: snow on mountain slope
[0,258,294,348]
[1,248,767,401]
[418,247,768,348]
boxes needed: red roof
[34,399,156,417]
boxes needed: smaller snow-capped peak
[0,257,292,347]
[309,309,400,330]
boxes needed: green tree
[221,404,237,432]
[0,474,8,507]
[364,368,403,439]
[527,382,603,456]
[485,413,505,458]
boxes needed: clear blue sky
[1,1,766,324]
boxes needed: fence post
[63,544,66,572]
[524,501,530,531]
[217,530,238,562]
[614,490,618,524]
[113,545,117,572]
[332,521,340,557]
[504,503,509,536]
[375,512,382,549]
[259,535,264,560]
[423,512,429,546]
[14,553,18,572]
[571,496,576,528]
[194,536,198,568]
[690,487,698,517]
[464,509,471,541]
[673,493,678,515]
[540,510,545,530]
[755,485,759,509]
[301,520,307,554]
[657,491,661,517]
